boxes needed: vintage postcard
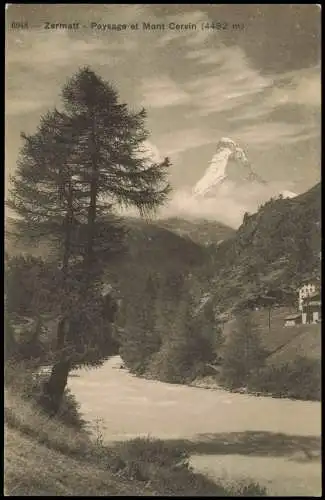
[5,4,321,497]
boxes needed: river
[68,356,321,496]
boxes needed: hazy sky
[6,4,321,198]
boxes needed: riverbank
[189,376,310,400]
[122,359,321,402]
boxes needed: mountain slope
[208,182,321,314]
[223,307,321,363]
[156,217,235,246]
[5,216,208,268]
[5,216,210,317]
[266,324,321,365]
[118,217,208,269]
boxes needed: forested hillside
[207,183,321,315]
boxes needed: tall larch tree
[7,67,171,414]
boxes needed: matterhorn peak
[192,138,297,204]
[193,138,263,197]
[217,137,246,152]
[216,137,250,166]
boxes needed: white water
[68,356,321,496]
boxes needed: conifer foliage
[7,67,171,414]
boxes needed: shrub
[107,437,267,496]
[221,312,268,390]
[4,313,49,365]
[147,293,219,385]
[116,436,190,470]
[120,275,222,384]
[148,341,192,384]
[227,479,267,496]
[248,356,321,401]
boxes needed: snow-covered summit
[193,138,259,197]
[192,138,297,202]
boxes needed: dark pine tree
[60,67,171,275]
[7,67,171,414]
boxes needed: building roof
[302,292,321,303]
[285,314,302,321]
[299,278,320,287]
[303,301,321,307]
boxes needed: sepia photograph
[5,4,321,496]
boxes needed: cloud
[5,30,128,116]
[236,122,316,148]
[159,180,299,229]
[230,66,320,124]
[156,128,216,157]
[139,44,272,120]
[223,66,321,149]
[182,45,320,151]
[182,44,320,153]
[6,99,49,116]
[6,31,112,67]
[184,46,272,116]
[137,46,320,160]
[267,67,321,108]
[140,76,190,108]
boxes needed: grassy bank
[191,355,321,402]
[4,370,267,496]
[190,312,321,402]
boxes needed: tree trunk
[40,358,71,416]
[62,177,73,272]
[86,111,98,272]
[86,173,97,271]
[40,179,74,416]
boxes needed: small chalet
[284,313,302,327]
[298,279,320,311]
[301,291,321,324]
[284,278,321,327]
